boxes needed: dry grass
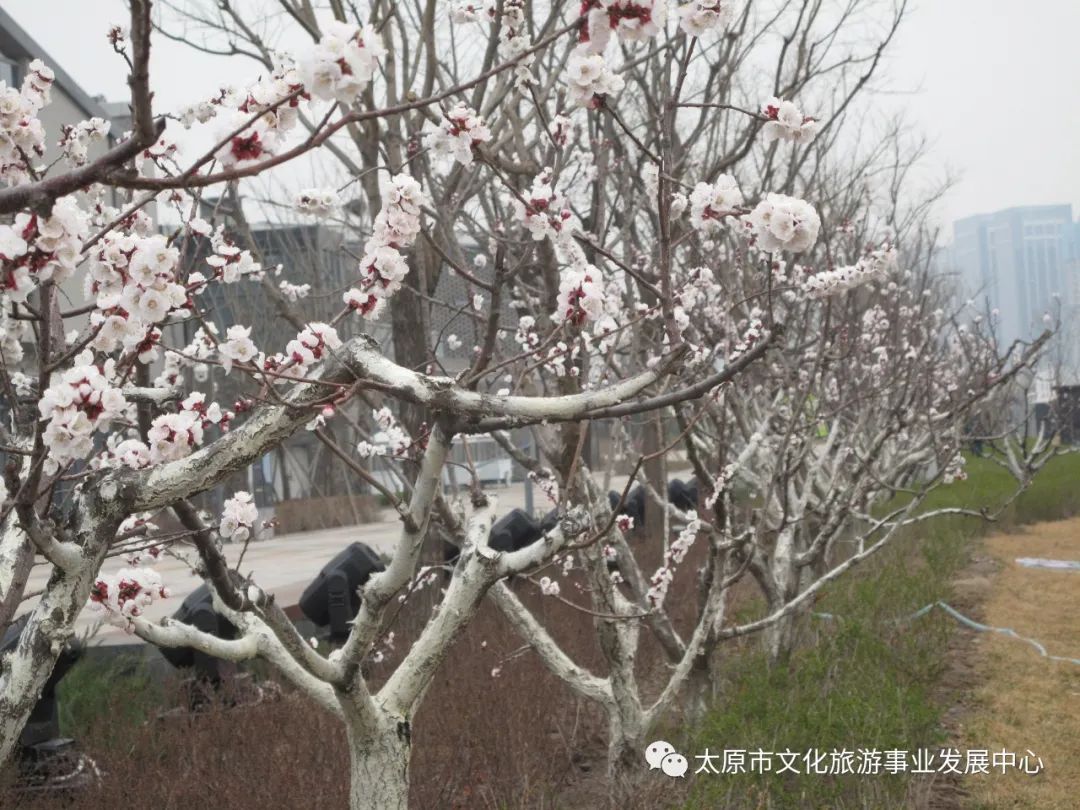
[0,529,710,810]
[958,518,1080,809]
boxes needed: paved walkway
[19,478,609,647]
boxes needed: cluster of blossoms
[538,576,561,597]
[206,229,262,283]
[356,407,413,459]
[38,353,129,469]
[512,170,574,241]
[218,324,258,373]
[220,491,259,542]
[579,1,667,53]
[298,21,386,105]
[744,193,821,254]
[277,322,342,377]
[497,0,534,88]
[688,176,744,234]
[646,519,703,608]
[146,409,205,464]
[0,59,53,185]
[514,315,541,352]
[803,244,898,299]
[85,228,189,358]
[294,187,340,217]
[566,49,625,109]
[555,262,609,327]
[58,117,111,166]
[942,452,967,485]
[344,174,426,319]
[278,280,311,302]
[761,97,819,145]
[449,1,493,24]
[424,103,492,168]
[676,0,738,36]
[110,391,232,468]
[1,197,89,304]
[89,568,170,631]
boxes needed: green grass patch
[57,652,166,743]
[682,450,1080,809]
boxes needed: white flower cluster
[803,244,897,299]
[568,1,669,107]
[449,1,492,24]
[0,59,53,185]
[555,263,609,327]
[514,315,540,352]
[580,1,667,52]
[278,280,312,302]
[85,230,189,359]
[220,491,259,542]
[677,0,738,36]
[88,567,170,631]
[512,170,573,241]
[566,50,625,109]
[294,187,340,217]
[219,324,258,373]
[744,193,820,254]
[282,322,342,377]
[498,0,534,88]
[207,229,262,283]
[38,353,129,468]
[689,176,743,234]
[424,103,492,168]
[58,117,110,166]
[298,21,386,105]
[538,576,561,597]
[942,452,967,485]
[0,197,88,305]
[195,61,303,169]
[356,407,413,459]
[761,97,819,145]
[146,410,204,464]
[344,174,426,320]
[646,519,703,608]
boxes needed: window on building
[0,58,18,87]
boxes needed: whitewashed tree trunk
[344,711,412,810]
[0,512,115,763]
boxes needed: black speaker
[299,543,386,639]
[668,478,698,512]
[488,508,542,552]
[157,584,238,674]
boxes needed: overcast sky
[4,0,1079,234]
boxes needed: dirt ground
[953,518,1080,809]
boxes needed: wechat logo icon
[645,740,689,778]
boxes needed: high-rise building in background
[949,205,1079,350]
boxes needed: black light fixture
[299,543,385,641]
[667,478,699,512]
[488,508,544,552]
[444,508,555,570]
[157,583,238,688]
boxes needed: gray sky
[4,0,1079,232]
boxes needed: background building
[949,205,1079,349]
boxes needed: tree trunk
[345,716,412,810]
[605,701,646,796]
[764,609,798,666]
